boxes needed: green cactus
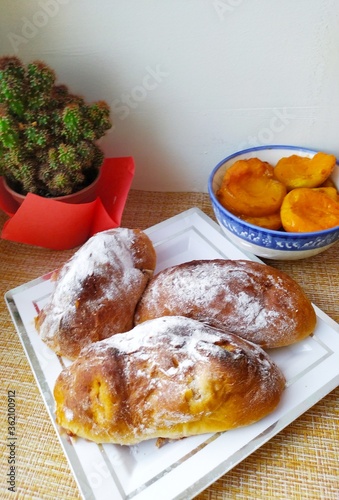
[0,56,112,197]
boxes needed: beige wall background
[1,0,338,192]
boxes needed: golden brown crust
[35,228,156,360]
[54,316,286,445]
[134,259,316,348]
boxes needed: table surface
[0,190,338,500]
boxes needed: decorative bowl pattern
[208,145,339,260]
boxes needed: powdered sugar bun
[35,228,156,360]
[54,316,286,445]
[134,259,316,348]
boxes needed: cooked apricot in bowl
[274,152,336,191]
[217,158,286,217]
[216,152,339,233]
[281,187,339,233]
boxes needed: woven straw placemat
[0,190,338,500]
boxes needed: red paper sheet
[0,157,135,250]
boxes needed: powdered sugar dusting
[64,408,74,422]
[52,228,136,307]
[38,228,145,345]
[57,316,285,444]
[90,316,276,382]
[136,260,301,346]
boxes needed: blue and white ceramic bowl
[208,145,339,260]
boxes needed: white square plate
[5,208,339,500]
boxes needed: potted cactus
[0,56,112,201]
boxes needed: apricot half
[274,152,336,191]
[240,212,282,230]
[217,158,287,217]
[281,187,339,232]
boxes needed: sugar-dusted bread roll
[134,259,316,348]
[54,316,285,445]
[35,228,156,360]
